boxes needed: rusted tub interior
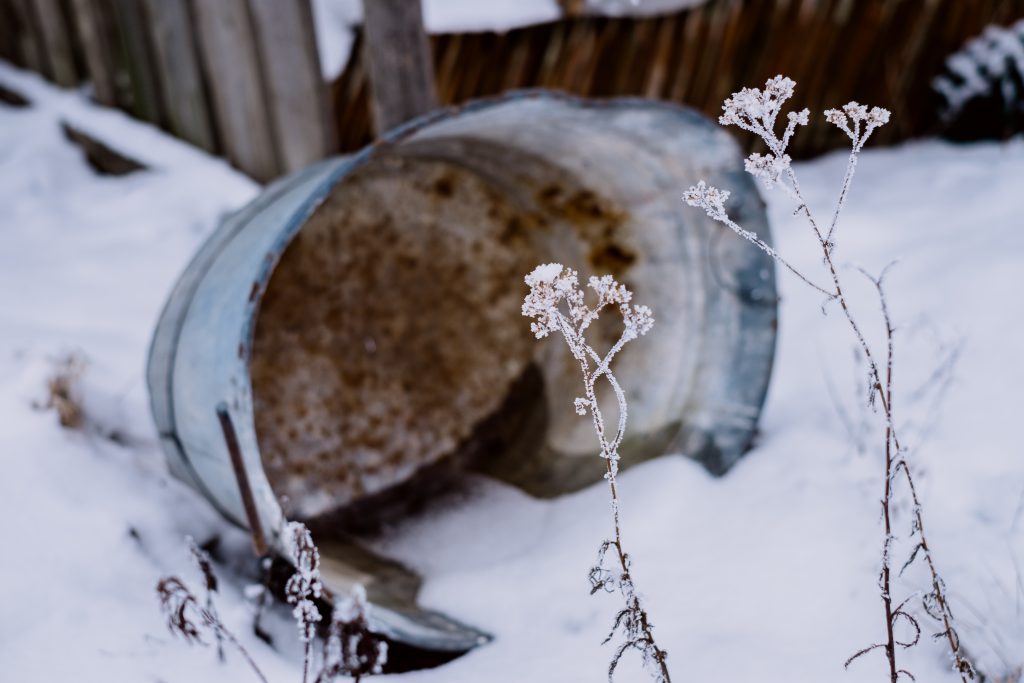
[251,154,662,524]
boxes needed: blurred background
[4,0,1024,181]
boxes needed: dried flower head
[744,152,792,188]
[720,75,796,132]
[157,576,206,645]
[682,181,731,221]
[825,102,892,149]
[522,263,582,339]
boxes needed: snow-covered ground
[1,61,1022,682]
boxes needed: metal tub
[147,91,777,655]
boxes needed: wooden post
[192,0,279,181]
[67,0,118,105]
[248,0,333,172]
[143,0,216,152]
[361,0,437,135]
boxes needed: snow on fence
[3,0,1024,180]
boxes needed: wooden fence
[334,0,1024,158]
[0,0,331,181]
[4,0,1024,180]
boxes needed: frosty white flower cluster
[684,75,892,292]
[718,75,811,189]
[744,151,791,186]
[719,75,798,133]
[285,521,324,643]
[824,102,891,151]
[522,263,653,358]
[690,75,889,206]
[681,180,731,220]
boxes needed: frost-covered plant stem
[684,76,972,682]
[285,522,324,683]
[583,347,670,683]
[522,266,669,683]
[158,523,387,683]
[157,573,269,683]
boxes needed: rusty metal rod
[216,402,269,556]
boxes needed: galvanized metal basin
[146,91,776,655]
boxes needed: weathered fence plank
[248,0,332,172]
[192,0,278,180]
[361,0,437,134]
[109,0,163,123]
[9,0,48,75]
[30,0,78,86]
[67,0,118,105]
[143,0,216,151]
[0,0,21,65]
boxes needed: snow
[1,59,1022,683]
[933,19,1024,118]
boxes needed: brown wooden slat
[30,0,77,85]
[10,0,48,75]
[248,0,333,171]
[109,0,163,123]
[361,0,437,134]
[67,0,118,105]
[0,0,22,64]
[143,0,216,151]
[192,0,279,180]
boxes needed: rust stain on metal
[250,157,544,519]
[249,153,640,522]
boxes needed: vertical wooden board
[0,0,19,63]
[67,0,118,105]
[30,0,77,85]
[247,0,331,172]
[192,0,278,180]
[361,0,437,134]
[9,0,47,74]
[143,0,215,151]
[109,0,163,122]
